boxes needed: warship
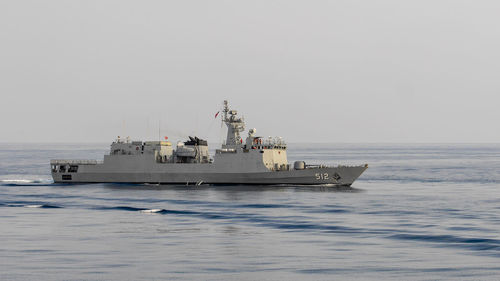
[51,101,368,185]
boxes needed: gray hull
[52,159,368,186]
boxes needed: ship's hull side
[52,165,368,186]
[52,151,368,186]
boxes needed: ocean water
[1,143,500,280]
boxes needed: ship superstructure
[51,101,367,185]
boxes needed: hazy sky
[1,0,499,143]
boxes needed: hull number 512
[315,173,329,180]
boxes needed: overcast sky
[1,0,499,143]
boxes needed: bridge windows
[51,165,78,173]
[68,165,79,173]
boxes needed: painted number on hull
[315,173,329,180]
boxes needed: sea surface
[1,143,500,280]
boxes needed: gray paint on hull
[52,165,368,186]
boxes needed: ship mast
[222,100,245,149]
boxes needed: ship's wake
[0,178,54,186]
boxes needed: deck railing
[50,159,103,165]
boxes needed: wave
[24,204,62,209]
[8,201,500,256]
[99,205,370,232]
[388,233,500,252]
[237,203,289,209]
[103,206,148,212]
[0,178,53,186]
[102,206,198,215]
[2,203,62,208]
[0,200,62,208]
[360,177,500,184]
[140,209,164,213]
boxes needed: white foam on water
[0,177,53,185]
[140,209,163,213]
[1,179,36,183]
[25,205,43,208]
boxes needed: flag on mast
[214,111,220,118]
